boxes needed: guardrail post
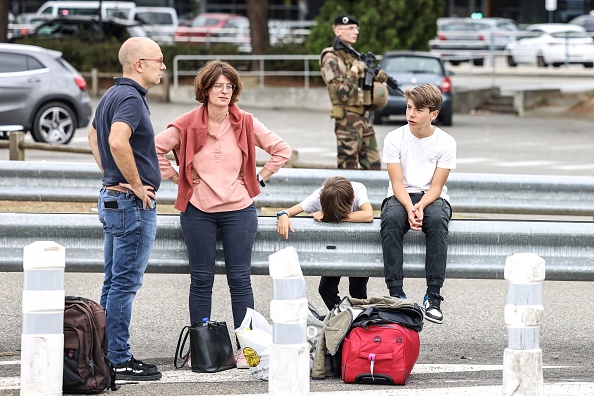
[502,253,545,396]
[91,68,99,97]
[9,131,25,161]
[20,241,65,396]
[268,246,309,396]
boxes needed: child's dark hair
[403,83,443,113]
[319,177,354,223]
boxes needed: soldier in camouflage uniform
[320,15,387,170]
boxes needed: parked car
[373,51,453,126]
[17,16,146,43]
[12,13,52,37]
[0,43,92,144]
[174,13,250,50]
[429,17,519,66]
[505,23,594,68]
[568,14,594,32]
[35,1,136,20]
[132,6,178,44]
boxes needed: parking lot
[1,68,594,395]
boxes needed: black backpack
[63,296,116,393]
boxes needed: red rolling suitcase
[341,323,420,385]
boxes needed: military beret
[334,15,358,26]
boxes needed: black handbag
[174,321,236,373]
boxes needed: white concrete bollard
[268,246,309,396]
[502,253,545,396]
[20,241,65,396]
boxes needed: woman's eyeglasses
[212,83,236,92]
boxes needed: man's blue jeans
[380,193,452,296]
[97,189,157,365]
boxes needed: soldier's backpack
[63,296,115,393]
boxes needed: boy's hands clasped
[408,204,423,231]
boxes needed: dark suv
[373,51,453,126]
[0,43,92,144]
[17,15,146,43]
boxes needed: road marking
[553,164,594,170]
[493,160,559,167]
[455,157,493,164]
[0,361,572,396]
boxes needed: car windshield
[384,56,443,75]
[105,8,133,19]
[135,12,173,25]
[191,17,221,27]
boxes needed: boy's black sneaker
[130,356,158,372]
[423,292,444,324]
[113,358,162,381]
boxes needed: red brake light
[75,76,87,91]
[441,76,452,94]
[478,34,485,41]
[438,34,447,40]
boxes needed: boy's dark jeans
[380,193,452,296]
[318,276,369,310]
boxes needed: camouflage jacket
[320,47,362,113]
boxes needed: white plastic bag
[235,308,273,380]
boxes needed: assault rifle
[332,37,402,94]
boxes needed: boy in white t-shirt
[380,84,456,324]
[276,176,374,310]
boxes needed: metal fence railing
[1,213,593,281]
[173,54,322,90]
[2,161,594,217]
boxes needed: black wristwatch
[276,210,289,219]
[257,174,266,187]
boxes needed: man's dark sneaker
[130,357,158,372]
[423,292,444,324]
[113,358,162,381]
[390,292,406,300]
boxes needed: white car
[132,7,178,45]
[505,23,594,68]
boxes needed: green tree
[306,0,444,56]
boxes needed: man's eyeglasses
[139,58,164,65]
[212,83,236,92]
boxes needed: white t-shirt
[299,181,370,214]
[382,125,456,202]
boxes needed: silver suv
[0,43,92,144]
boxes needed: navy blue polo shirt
[92,77,161,192]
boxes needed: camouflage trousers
[334,112,381,170]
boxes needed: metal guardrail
[1,161,594,216]
[0,213,592,281]
[172,54,322,90]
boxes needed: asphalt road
[1,71,594,395]
[2,97,594,178]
